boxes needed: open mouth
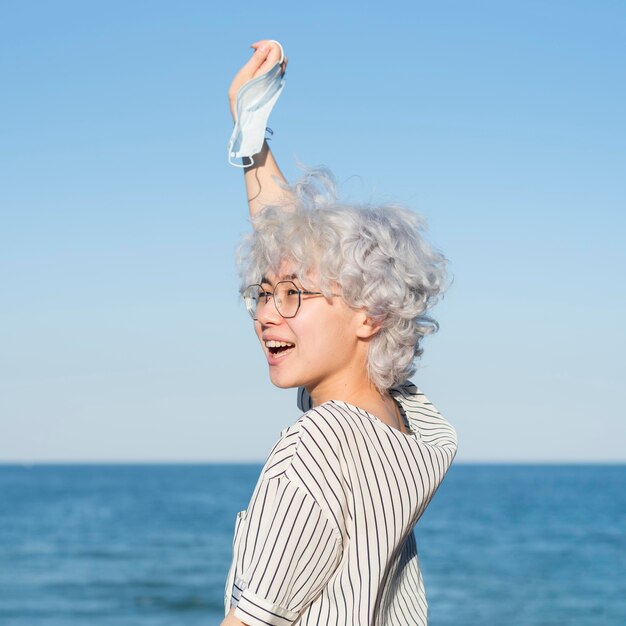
[265,340,295,357]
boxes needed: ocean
[1,464,624,625]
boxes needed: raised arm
[228,40,293,219]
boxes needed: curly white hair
[237,168,448,391]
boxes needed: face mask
[228,41,285,168]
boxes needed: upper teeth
[265,340,294,348]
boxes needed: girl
[221,41,456,626]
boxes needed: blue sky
[1,0,624,462]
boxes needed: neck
[308,379,402,432]
[308,371,378,408]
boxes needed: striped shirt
[224,381,457,625]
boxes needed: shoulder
[392,380,458,449]
[297,401,353,451]
[260,402,349,483]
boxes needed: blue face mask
[228,41,285,168]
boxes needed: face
[251,267,373,403]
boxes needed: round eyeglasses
[243,280,327,320]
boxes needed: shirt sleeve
[233,475,343,626]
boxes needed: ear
[355,311,382,339]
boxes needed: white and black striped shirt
[224,381,457,625]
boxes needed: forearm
[228,40,292,221]
[221,607,247,626]
[242,140,291,219]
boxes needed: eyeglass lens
[245,281,301,319]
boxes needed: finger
[254,41,282,77]
[240,43,274,78]
[228,46,270,102]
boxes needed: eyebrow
[260,274,298,286]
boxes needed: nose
[255,295,283,326]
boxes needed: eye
[251,287,272,301]
[285,288,300,297]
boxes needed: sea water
[1,464,624,626]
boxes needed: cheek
[301,315,350,350]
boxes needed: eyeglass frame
[243,280,338,320]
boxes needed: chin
[271,381,298,390]
[268,372,296,389]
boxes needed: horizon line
[1,459,625,466]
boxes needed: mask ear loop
[228,138,249,168]
[228,145,249,168]
[228,40,286,168]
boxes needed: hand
[228,40,288,121]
